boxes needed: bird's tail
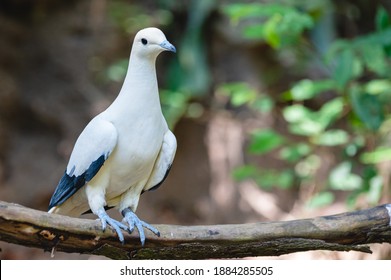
[47,204,83,217]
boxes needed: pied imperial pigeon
[48,27,177,246]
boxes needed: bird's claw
[122,208,160,246]
[97,209,128,244]
[96,208,159,246]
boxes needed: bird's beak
[159,40,176,53]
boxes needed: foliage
[223,3,314,49]
[103,0,390,207]
[108,1,173,35]
[222,1,391,207]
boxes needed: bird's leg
[121,208,160,246]
[97,208,128,244]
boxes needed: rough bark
[0,200,390,259]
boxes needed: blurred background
[1,0,391,259]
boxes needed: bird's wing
[143,129,177,193]
[49,118,118,210]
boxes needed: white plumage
[48,27,177,245]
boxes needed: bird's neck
[108,54,162,118]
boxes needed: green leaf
[375,8,391,56]
[223,3,313,48]
[279,143,311,162]
[248,129,285,155]
[222,3,265,23]
[316,97,344,128]
[247,6,313,48]
[354,28,391,58]
[326,40,351,62]
[283,104,312,123]
[353,28,391,47]
[289,121,324,136]
[219,83,257,106]
[243,24,266,40]
[263,13,282,48]
[277,170,294,189]
[345,136,365,157]
[231,90,257,106]
[375,6,391,31]
[294,154,321,178]
[254,169,294,189]
[359,44,388,75]
[219,82,274,112]
[364,79,391,95]
[329,162,362,191]
[251,96,274,113]
[360,146,391,164]
[283,98,344,136]
[312,129,349,146]
[287,79,336,101]
[283,105,323,136]
[349,85,385,131]
[233,165,298,191]
[232,165,258,181]
[306,192,335,209]
[332,48,355,88]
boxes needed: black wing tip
[85,155,105,181]
[48,171,84,210]
[48,155,107,210]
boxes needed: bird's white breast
[97,110,167,203]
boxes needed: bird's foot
[97,209,128,244]
[122,208,160,246]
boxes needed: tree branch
[0,200,390,259]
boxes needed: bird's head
[132,27,176,59]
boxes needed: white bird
[48,27,177,246]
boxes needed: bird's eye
[141,38,148,45]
